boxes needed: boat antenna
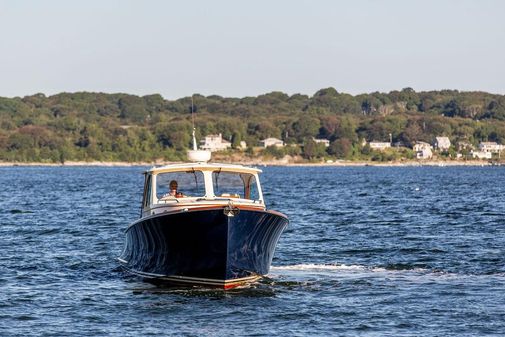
[191,96,197,151]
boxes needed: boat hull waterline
[118,206,288,289]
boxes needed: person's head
[169,180,178,191]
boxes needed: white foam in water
[269,263,442,281]
[270,264,389,278]
[269,263,505,285]
[271,263,369,271]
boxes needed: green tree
[302,138,326,160]
[328,138,352,158]
[231,131,242,149]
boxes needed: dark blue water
[1,166,504,336]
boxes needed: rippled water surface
[1,166,504,336]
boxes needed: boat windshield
[156,171,205,199]
[212,171,260,200]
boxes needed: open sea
[1,165,504,336]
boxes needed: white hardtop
[141,161,265,216]
[146,162,262,175]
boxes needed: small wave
[381,263,431,271]
[8,209,34,214]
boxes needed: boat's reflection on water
[124,275,318,298]
[128,280,276,298]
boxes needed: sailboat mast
[191,96,197,151]
[187,95,211,162]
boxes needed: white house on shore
[479,142,504,153]
[471,151,492,159]
[369,141,391,151]
[413,141,433,159]
[200,133,231,152]
[435,137,451,151]
[260,137,284,148]
[312,138,330,147]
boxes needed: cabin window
[156,171,205,200]
[212,172,260,200]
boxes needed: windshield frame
[148,168,264,205]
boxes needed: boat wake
[269,263,505,281]
[271,263,427,273]
[272,263,383,272]
[271,263,386,281]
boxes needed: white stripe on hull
[119,263,260,287]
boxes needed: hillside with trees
[1,88,505,163]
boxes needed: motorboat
[118,149,289,289]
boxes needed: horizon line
[2,87,505,101]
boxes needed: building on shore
[471,151,492,159]
[312,138,330,147]
[200,133,231,152]
[369,141,391,151]
[392,141,406,148]
[479,142,504,153]
[260,137,284,148]
[413,141,433,159]
[435,137,451,151]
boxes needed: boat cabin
[141,162,265,216]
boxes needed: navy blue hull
[119,207,288,286]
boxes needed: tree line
[1,88,505,162]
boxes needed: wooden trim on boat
[119,263,260,289]
[128,204,287,231]
[265,209,288,219]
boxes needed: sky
[0,0,504,99]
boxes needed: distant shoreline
[0,160,499,167]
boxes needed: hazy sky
[1,0,504,99]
